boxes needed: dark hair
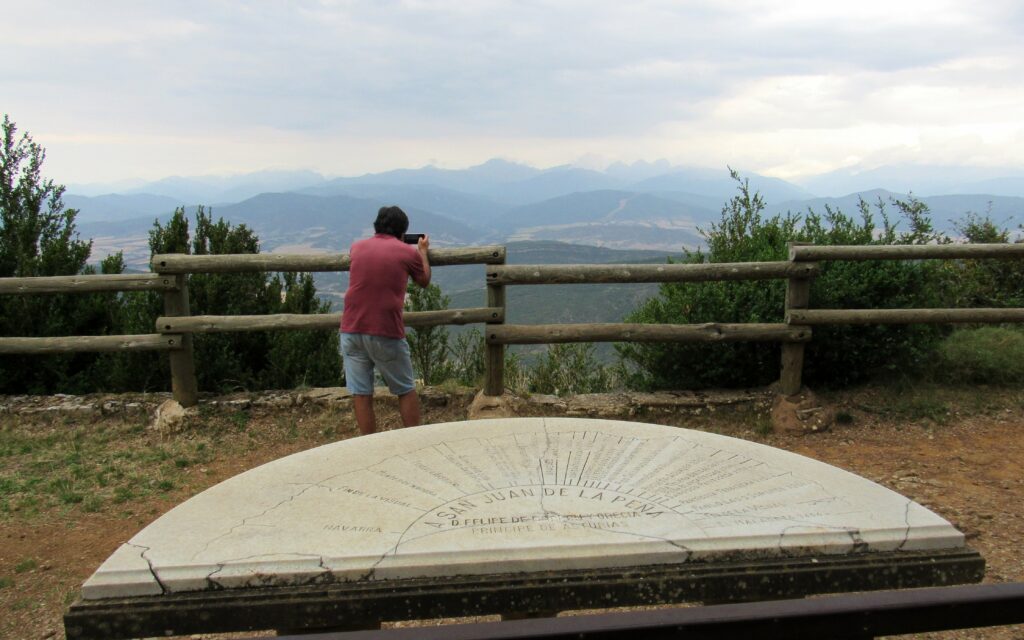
[373,206,409,239]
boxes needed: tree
[145,207,341,392]
[263,271,340,389]
[404,282,454,385]
[0,115,91,280]
[0,115,128,393]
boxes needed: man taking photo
[340,206,430,435]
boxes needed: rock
[525,394,568,413]
[566,393,632,417]
[152,399,189,434]
[297,387,352,406]
[252,393,295,409]
[420,385,476,407]
[770,389,834,434]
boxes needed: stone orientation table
[65,418,983,639]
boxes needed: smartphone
[403,233,425,244]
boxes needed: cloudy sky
[3,0,1024,185]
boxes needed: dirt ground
[0,385,1021,640]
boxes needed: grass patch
[860,386,952,424]
[849,381,1024,425]
[0,576,13,589]
[932,326,1024,385]
[740,410,773,436]
[0,401,346,522]
[229,411,250,430]
[0,418,215,518]
[14,558,37,573]
[82,494,103,512]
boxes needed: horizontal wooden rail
[487,261,819,285]
[0,334,183,354]
[157,308,504,334]
[151,246,507,274]
[0,273,178,295]
[791,243,1024,262]
[788,308,1024,325]
[487,323,810,345]
[271,582,1024,640]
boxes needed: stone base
[64,548,984,640]
[771,388,834,434]
[467,391,521,419]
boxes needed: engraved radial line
[576,452,591,486]
[563,452,572,485]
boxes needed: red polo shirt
[341,234,425,339]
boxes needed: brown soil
[1,385,1021,640]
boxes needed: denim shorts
[340,332,416,396]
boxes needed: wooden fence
[0,246,506,406]
[2,243,1023,405]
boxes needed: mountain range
[71,158,1023,280]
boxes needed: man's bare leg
[353,395,376,435]
[398,390,421,427]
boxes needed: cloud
[3,0,1023,182]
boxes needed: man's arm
[413,234,431,287]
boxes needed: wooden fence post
[162,273,199,407]
[484,263,507,397]
[780,243,813,396]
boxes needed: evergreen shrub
[617,171,949,390]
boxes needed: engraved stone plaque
[81,418,964,600]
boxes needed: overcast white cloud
[2,0,1023,183]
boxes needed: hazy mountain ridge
[295,183,508,228]
[795,164,1024,198]
[71,159,1024,274]
[65,193,183,224]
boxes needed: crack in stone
[896,499,914,550]
[205,563,225,590]
[192,483,325,560]
[127,542,168,595]
[661,538,694,560]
